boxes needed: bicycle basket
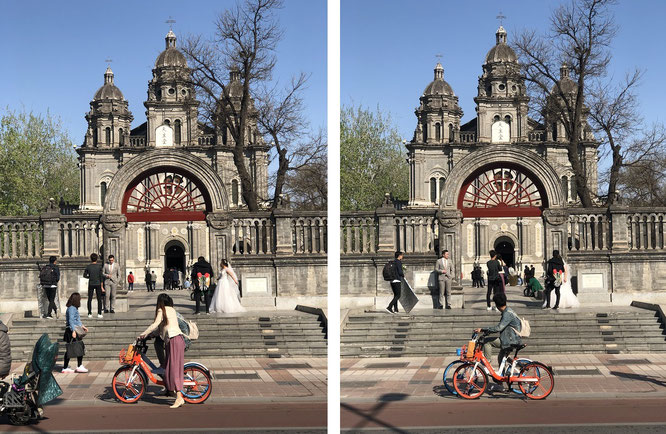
[118,345,135,364]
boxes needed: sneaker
[61,367,75,373]
[75,366,89,373]
[385,308,392,314]
[492,306,498,311]
[110,309,115,314]
[88,313,92,318]
[104,309,109,314]
[46,315,54,319]
[487,307,492,311]
[97,314,103,319]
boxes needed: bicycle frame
[466,336,539,385]
[121,344,203,389]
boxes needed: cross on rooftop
[166,17,176,29]
[496,11,506,25]
[105,58,112,67]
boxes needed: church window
[168,88,175,95]
[439,177,445,199]
[459,165,544,217]
[119,128,124,146]
[93,128,98,146]
[448,124,454,143]
[430,178,437,203]
[100,181,107,206]
[105,127,111,146]
[435,123,441,141]
[570,178,577,201]
[164,119,171,126]
[174,120,181,145]
[499,84,505,91]
[423,123,427,141]
[552,123,558,141]
[232,179,239,206]
[561,176,569,201]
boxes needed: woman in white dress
[555,261,580,309]
[209,260,246,313]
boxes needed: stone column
[273,208,293,255]
[376,195,396,253]
[542,209,568,258]
[437,209,464,307]
[609,205,630,252]
[41,199,61,258]
[206,213,231,267]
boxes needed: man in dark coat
[0,320,11,378]
[39,256,60,319]
[544,250,565,309]
[191,257,214,314]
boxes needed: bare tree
[515,0,618,207]
[182,0,318,211]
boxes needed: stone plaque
[581,273,605,290]
[491,120,510,143]
[244,277,269,294]
[412,271,431,288]
[155,125,173,147]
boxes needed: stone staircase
[9,312,327,361]
[341,309,666,358]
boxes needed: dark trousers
[128,282,134,291]
[154,336,166,367]
[194,289,210,313]
[44,286,57,317]
[487,278,501,307]
[388,281,401,312]
[545,284,561,308]
[87,285,103,315]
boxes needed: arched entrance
[165,240,186,274]
[494,236,515,268]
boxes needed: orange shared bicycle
[453,331,554,400]
[112,337,212,404]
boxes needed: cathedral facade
[77,30,269,280]
[405,26,599,278]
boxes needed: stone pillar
[41,199,61,258]
[542,209,568,258]
[437,209,464,307]
[273,208,293,255]
[376,194,396,253]
[609,206,630,252]
[206,213,231,267]
[101,214,128,309]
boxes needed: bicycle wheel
[112,365,145,403]
[508,358,532,394]
[442,360,465,395]
[518,362,554,399]
[182,365,213,404]
[453,363,487,399]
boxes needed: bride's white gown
[558,262,580,309]
[209,268,246,313]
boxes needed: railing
[198,135,216,146]
[231,215,275,255]
[0,219,42,259]
[129,136,146,146]
[394,212,439,254]
[628,212,666,250]
[59,218,101,258]
[528,130,545,142]
[459,131,476,143]
[340,214,377,254]
[292,216,327,254]
[567,211,610,252]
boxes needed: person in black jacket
[486,251,502,311]
[39,256,61,319]
[544,250,565,309]
[191,257,214,314]
[386,251,404,314]
[0,320,10,379]
[83,253,105,318]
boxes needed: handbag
[74,325,87,339]
[66,340,85,358]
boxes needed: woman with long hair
[139,293,185,408]
[62,293,88,373]
[209,259,246,313]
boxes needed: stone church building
[78,30,270,283]
[405,25,598,279]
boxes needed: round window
[498,84,506,91]
[168,88,175,95]
[181,89,187,95]
[512,85,517,91]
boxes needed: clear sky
[0,0,326,145]
[342,0,666,144]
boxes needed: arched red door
[457,164,546,218]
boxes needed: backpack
[39,265,58,286]
[382,261,396,281]
[511,314,531,337]
[187,321,199,340]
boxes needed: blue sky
[342,0,666,144]
[0,0,326,145]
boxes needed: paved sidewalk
[7,357,326,405]
[341,354,666,402]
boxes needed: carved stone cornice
[206,213,231,230]
[436,209,463,228]
[101,214,127,233]
[543,209,568,226]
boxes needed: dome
[155,30,188,68]
[423,63,455,96]
[484,26,518,64]
[551,63,577,94]
[223,68,243,98]
[93,67,125,100]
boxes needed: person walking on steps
[38,256,61,319]
[435,250,453,309]
[83,253,104,318]
[62,293,89,373]
[103,254,120,314]
[486,250,502,311]
[386,251,404,314]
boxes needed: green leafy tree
[341,105,409,211]
[0,108,79,216]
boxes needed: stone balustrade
[628,211,666,250]
[0,219,42,259]
[340,213,377,254]
[459,131,476,143]
[394,212,438,254]
[568,210,610,252]
[58,217,101,258]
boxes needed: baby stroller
[523,277,544,299]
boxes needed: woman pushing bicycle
[474,293,522,369]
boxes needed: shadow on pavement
[610,371,666,388]
[342,393,410,433]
